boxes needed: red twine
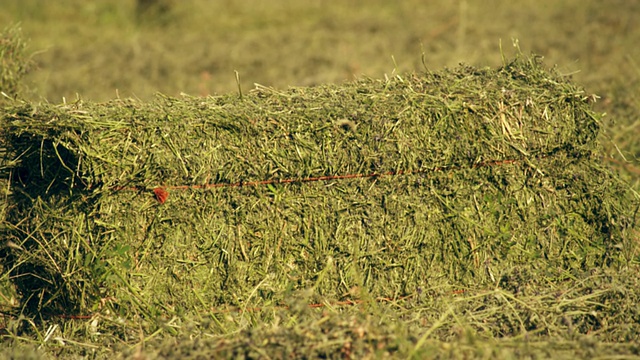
[153,187,170,204]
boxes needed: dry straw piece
[1,54,637,322]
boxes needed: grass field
[1,0,639,184]
[1,0,640,358]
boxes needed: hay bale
[0,55,635,319]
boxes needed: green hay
[0,54,637,341]
[4,266,637,359]
[131,266,640,359]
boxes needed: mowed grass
[1,0,638,184]
[1,1,640,359]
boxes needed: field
[1,0,640,359]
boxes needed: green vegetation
[1,1,639,358]
[0,24,32,102]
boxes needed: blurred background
[1,0,639,184]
